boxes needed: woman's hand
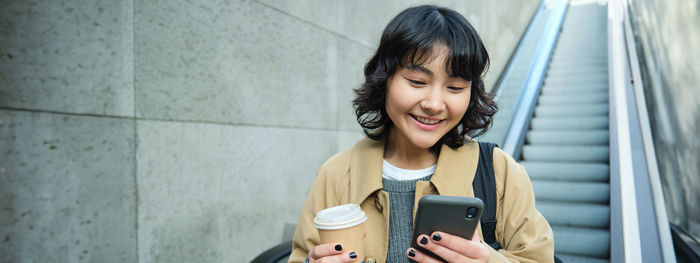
[307,243,359,263]
[407,231,490,263]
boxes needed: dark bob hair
[353,5,498,152]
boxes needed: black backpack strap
[473,142,502,251]
[473,142,562,261]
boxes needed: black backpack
[473,142,562,263]
[472,142,501,250]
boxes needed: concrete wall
[0,0,539,261]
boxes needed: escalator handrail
[501,0,569,159]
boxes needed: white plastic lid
[313,204,367,230]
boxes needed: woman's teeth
[415,115,440,125]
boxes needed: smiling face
[385,46,472,152]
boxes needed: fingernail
[432,233,442,241]
[408,249,416,257]
[335,244,342,251]
[349,251,357,259]
[420,236,428,245]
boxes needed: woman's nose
[420,88,446,113]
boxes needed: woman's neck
[384,131,437,170]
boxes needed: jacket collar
[349,137,480,204]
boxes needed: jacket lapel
[348,137,481,204]
[349,138,385,204]
[430,141,480,197]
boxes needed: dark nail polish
[349,251,357,259]
[335,244,342,251]
[420,236,428,245]
[408,249,416,257]
[432,233,442,241]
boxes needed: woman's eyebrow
[406,64,464,80]
[406,64,433,77]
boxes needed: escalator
[486,0,677,261]
[519,3,611,262]
[498,0,679,261]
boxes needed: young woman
[289,5,553,263]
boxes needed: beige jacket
[289,138,554,263]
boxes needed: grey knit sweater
[382,174,433,262]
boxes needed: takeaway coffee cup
[313,204,367,261]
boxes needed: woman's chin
[410,137,441,150]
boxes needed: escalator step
[538,93,608,105]
[542,84,608,94]
[537,201,610,228]
[522,145,609,162]
[521,161,609,182]
[552,225,610,257]
[530,116,608,130]
[549,59,607,68]
[544,78,608,87]
[535,104,609,117]
[555,42,605,50]
[557,35,606,43]
[527,130,608,145]
[550,56,606,65]
[545,78,608,87]
[552,50,607,58]
[547,65,607,75]
[552,50,606,59]
[533,181,610,203]
[544,72,608,83]
[557,253,610,263]
[553,46,607,56]
[547,66,608,76]
[555,42,606,50]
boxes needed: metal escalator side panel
[607,0,677,261]
[624,1,678,261]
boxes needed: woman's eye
[408,79,426,85]
[448,86,465,91]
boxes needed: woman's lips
[409,114,445,131]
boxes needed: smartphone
[410,195,484,262]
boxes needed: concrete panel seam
[133,118,140,263]
[250,0,374,50]
[0,106,348,132]
[0,106,135,121]
[131,0,139,261]
[137,117,343,132]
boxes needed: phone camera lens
[465,207,478,219]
